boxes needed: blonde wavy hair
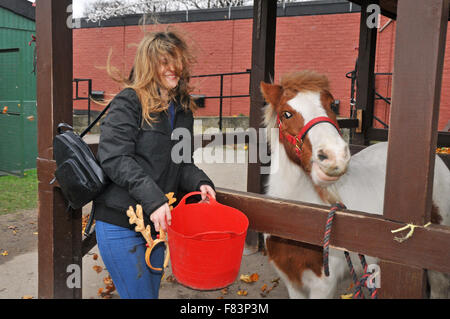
[104,29,197,125]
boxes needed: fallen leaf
[237,289,248,296]
[1,250,8,256]
[97,288,103,296]
[92,265,103,273]
[22,295,33,299]
[2,106,7,114]
[240,273,259,283]
[93,254,98,260]
[221,287,229,295]
[103,275,113,286]
[27,115,35,121]
[33,232,38,235]
[165,274,176,283]
[260,281,279,297]
[105,284,115,293]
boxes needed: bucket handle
[178,191,217,207]
[145,229,170,272]
[186,230,239,241]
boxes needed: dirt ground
[0,207,290,299]
[0,146,293,299]
[0,209,38,264]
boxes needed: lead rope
[322,203,378,299]
[322,203,344,277]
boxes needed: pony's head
[261,71,350,187]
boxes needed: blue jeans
[95,220,165,299]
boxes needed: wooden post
[246,0,277,252]
[36,0,82,299]
[380,0,449,298]
[354,0,378,145]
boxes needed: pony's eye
[283,111,293,119]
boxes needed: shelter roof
[349,0,450,20]
[0,0,35,21]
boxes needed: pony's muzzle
[315,147,350,177]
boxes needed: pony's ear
[321,90,336,112]
[260,82,282,107]
[321,89,339,122]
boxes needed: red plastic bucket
[167,191,249,290]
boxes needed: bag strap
[57,123,74,134]
[80,102,112,138]
[83,204,96,237]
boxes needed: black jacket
[93,88,214,235]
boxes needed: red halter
[277,115,341,158]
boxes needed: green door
[0,48,24,175]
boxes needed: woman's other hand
[199,184,216,202]
[150,202,171,232]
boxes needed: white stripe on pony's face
[287,91,350,187]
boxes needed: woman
[93,30,216,299]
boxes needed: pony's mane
[280,70,330,97]
[263,70,330,144]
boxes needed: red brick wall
[73,13,450,130]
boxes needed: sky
[27,0,93,18]
[27,1,313,19]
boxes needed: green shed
[0,0,37,176]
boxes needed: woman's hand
[149,202,171,232]
[199,184,216,202]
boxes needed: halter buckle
[295,136,304,151]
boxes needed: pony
[260,70,450,299]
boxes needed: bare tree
[83,0,317,21]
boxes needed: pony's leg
[302,269,337,299]
[428,270,450,299]
[270,261,309,299]
[284,278,309,299]
[304,251,349,299]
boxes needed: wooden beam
[246,0,277,251]
[381,0,449,298]
[379,261,427,298]
[367,128,450,147]
[36,0,82,299]
[384,0,449,228]
[216,188,450,274]
[247,0,277,194]
[354,0,378,145]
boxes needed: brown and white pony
[260,71,450,299]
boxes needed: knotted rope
[322,203,378,299]
[391,222,431,243]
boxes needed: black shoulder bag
[51,103,111,237]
